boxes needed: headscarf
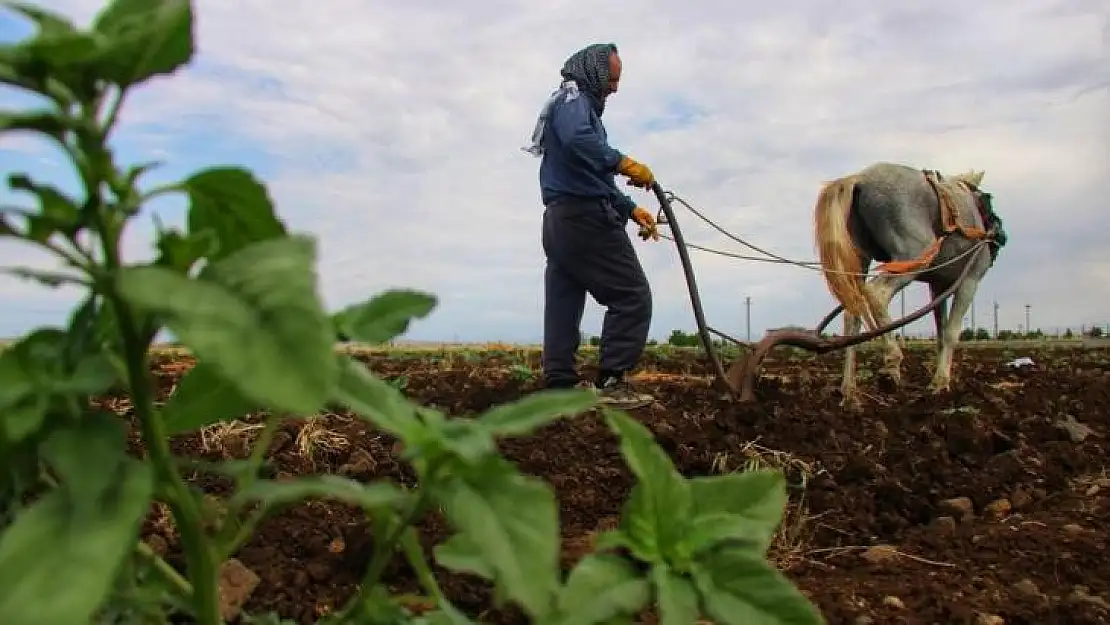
[522,43,618,157]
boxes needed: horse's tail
[814,174,873,327]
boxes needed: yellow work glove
[617,155,655,189]
[632,206,660,241]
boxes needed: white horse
[813,162,1006,408]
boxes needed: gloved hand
[617,155,655,189]
[632,206,660,241]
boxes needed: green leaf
[652,564,701,625]
[687,470,786,554]
[124,159,162,188]
[9,173,79,230]
[184,167,287,261]
[39,412,131,513]
[159,360,259,434]
[435,457,561,620]
[154,227,216,274]
[116,235,338,415]
[335,289,437,345]
[2,2,77,34]
[549,553,650,625]
[0,329,115,442]
[232,475,408,514]
[64,293,102,366]
[412,610,478,625]
[434,418,497,465]
[1,395,47,441]
[332,354,423,441]
[0,449,154,625]
[22,29,99,67]
[0,109,68,137]
[433,533,495,581]
[691,546,825,625]
[605,410,692,563]
[91,0,194,88]
[0,266,86,288]
[478,387,596,437]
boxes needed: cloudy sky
[1,0,1107,344]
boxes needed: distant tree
[1064,328,1074,339]
[667,329,699,347]
[1090,326,1104,338]
[588,335,601,346]
[974,328,990,340]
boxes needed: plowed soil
[105,344,1110,625]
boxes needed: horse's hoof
[839,394,863,412]
[927,381,950,394]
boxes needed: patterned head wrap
[560,42,619,112]
[522,43,619,157]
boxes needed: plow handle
[650,183,733,393]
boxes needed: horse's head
[951,168,1007,261]
[953,169,986,188]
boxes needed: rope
[655,191,990,279]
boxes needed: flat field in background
[97,341,1110,624]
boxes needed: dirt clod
[931,516,958,536]
[984,498,1012,519]
[939,496,975,521]
[881,596,905,609]
[860,545,898,564]
[218,558,260,621]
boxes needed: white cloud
[1,0,1108,343]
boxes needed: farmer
[523,42,660,409]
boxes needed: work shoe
[595,376,654,410]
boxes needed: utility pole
[970,299,976,334]
[1024,304,1031,336]
[993,301,999,338]
[745,296,752,342]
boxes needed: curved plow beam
[729,245,988,402]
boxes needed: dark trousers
[541,197,652,387]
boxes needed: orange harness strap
[876,171,989,275]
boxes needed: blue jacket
[538,93,638,222]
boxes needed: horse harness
[921,169,1007,265]
[875,169,1007,275]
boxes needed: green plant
[0,1,825,624]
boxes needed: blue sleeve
[609,188,638,221]
[550,96,623,172]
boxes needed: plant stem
[398,527,451,606]
[136,540,193,599]
[359,485,435,594]
[241,415,279,491]
[331,480,438,622]
[80,100,221,624]
[115,287,222,624]
[215,416,280,560]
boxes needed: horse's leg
[926,282,949,381]
[929,277,978,392]
[840,312,863,410]
[862,274,915,384]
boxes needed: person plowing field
[523,42,659,409]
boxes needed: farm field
[102,343,1108,625]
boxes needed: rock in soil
[218,558,260,622]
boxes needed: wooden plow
[648,182,989,403]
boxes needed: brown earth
[102,344,1110,625]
